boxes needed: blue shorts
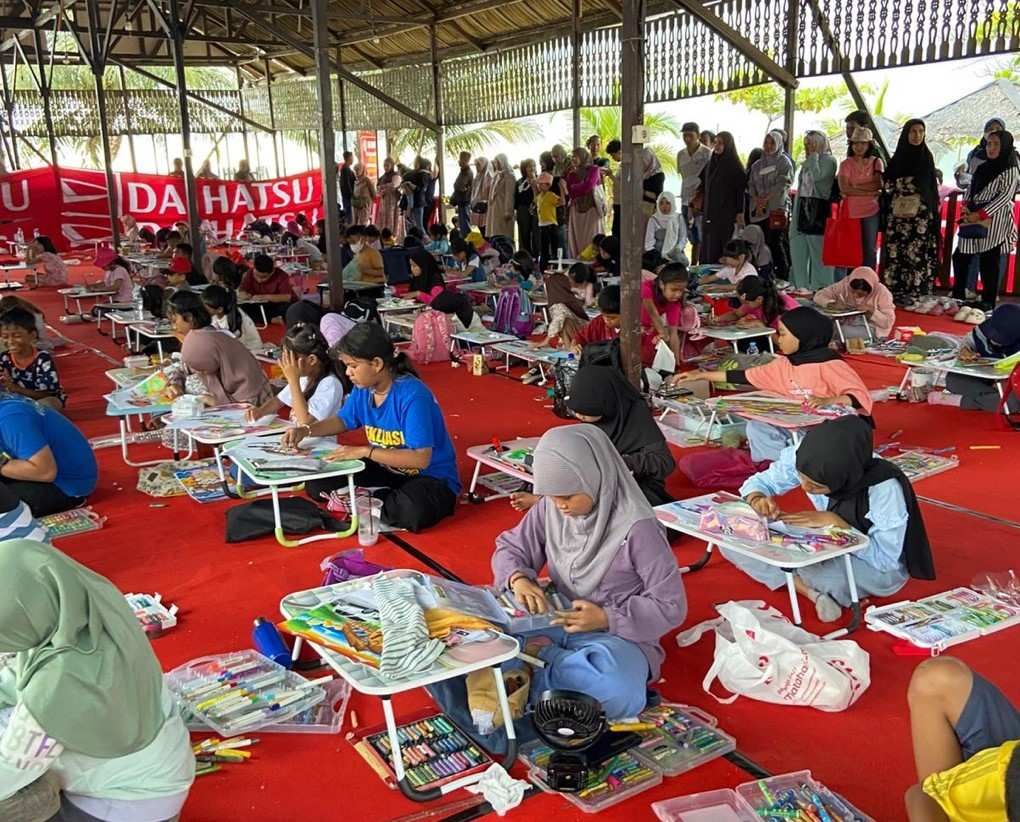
[955,672,1020,760]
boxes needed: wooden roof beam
[191,0,430,26]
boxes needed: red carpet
[22,268,1020,821]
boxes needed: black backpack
[579,338,650,391]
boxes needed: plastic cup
[356,497,384,547]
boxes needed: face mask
[350,242,363,253]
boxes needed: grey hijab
[532,424,657,598]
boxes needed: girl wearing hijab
[734,416,935,622]
[405,248,477,331]
[352,164,377,227]
[526,268,590,357]
[514,158,539,256]
[377,158,403,240]
[884,119,941,304]
[645,192,689,265]
[165,291,274,407]
[566,147,605,258]
[493,425,686,719]
[567,367,676,505]
[814,265,897,340]
[951,130,1020,311]
[790,130,837,290]
[961,117,1007,188]
[736,224,774,281]
[699,131,747,265]
[469,157,492,232]
[0,540,194,821]
[641,147,665,216]
[747,130,794,278]
[930,304,1020,412]
[670,306,872,462]
[485,155,516,239]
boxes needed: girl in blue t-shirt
[282,323,459,532]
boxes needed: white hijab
[649,192,682,257]
[471,157,491,201]
[532,424,657,598]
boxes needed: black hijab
[970,130,1019,200]
[566,366,666,457]
[795,417,935,581]
[409,248,445,294]
[885,119,940,218]
[705,131,746,191]
[781,307,842,366]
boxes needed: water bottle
[136,294,145,320]
[14,228,23,245]
[252,617,292,668]
[747,342,759,356]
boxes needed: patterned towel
[373,575,446,680]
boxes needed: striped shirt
[959,166,1019,255]
[0,500,50,544]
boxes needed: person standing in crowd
[676,122,712,266]
[486,154,516,240]
[883,119,940,305]
[587,134,606,167]
[604,140,623,238]
[534,172,562,269]
[402,157,431,236]
[790,130,837,290]
[515,158,539,256]
[699,131,746,265]
[352,164,377,227]
[952,130,1020,311]
[843,111,883,159]
[424,158,440,229]
[551,145,572,252]
[169,157,184,177]
[641,146,665,223]
[700,130,716,148]
[377,157,403,240]
[196,160,218,179]
[470,157,492,233]
[339,151,357,226]
[837,127,885,279]
[233,159,255,183]
[451,151,474,236]
[957,118,1007,300]
[747,130,794,278]
[566,147,604,258]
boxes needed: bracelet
[299,424,312,438]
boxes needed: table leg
[862,315,874,344]
[157,339,165,362]
[679,540,714,574]
[767,335,775,354]
[537,362,548,386]
[259,304,268,328]
[118,417,171,467]
[491,662,519,766]
[791,429,803,449]
[834,318,847,345]
[783,569,802,625]
[731,340,739,353]
[466,459,484,503]
[272,477,357,548]
[824,554,863,640]
[897,367,912,395]
[996,381,1005,400]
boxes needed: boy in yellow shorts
[905,657,1020,821]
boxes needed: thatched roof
[922,79,1020,145]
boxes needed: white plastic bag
[676,600,870,712]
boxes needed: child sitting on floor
[813,265,897,341]
[641,263,700,366]
[525,267,590,362]
[0,296,47,350]
[699,238,757,287]
[569,262,600,307]
[425,223,450,254]
[579,233,604,264]
[572,284,622,355]
[94,248,134,303]
[713,274,799,330]
[671,306,872,462]
[201,284,263,350]
[246,323,344,426]
[0,307,65,409]
[905,657,1020,821]
[734,416,935,622]
[24,236,68,288]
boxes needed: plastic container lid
[167,649,325,736]
[651,789,758,821]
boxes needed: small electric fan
[531,689,638,792]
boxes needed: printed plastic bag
[676,600,870,712]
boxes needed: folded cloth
[373,575,446,679]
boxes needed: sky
[61,54,1014,187]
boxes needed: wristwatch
[0,453,10,471]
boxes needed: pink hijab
[181,328,273,406]
[813,266,896,339]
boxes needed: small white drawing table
[58,287,118,317]
[238,297,274,328]
[377,297,423,315]
[699,324,776,353]
[224,434,362,547]
[450,328,517,355]
[896,357,1010,399]
[652,391,741,447]
[491,340,573,385]
[820,307,873,345]
[703,390,843,449]
[465,436,538,502]
[279,571,519,802]
[317,280,386,303]
[128,319,177,360]
[103,309,149,343]
[382,312,417,340]
[655,493,869,637]
[104,394,190,467]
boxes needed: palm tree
[575,107,684,170]
[385,118,545,162]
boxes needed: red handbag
[822,202,863,268]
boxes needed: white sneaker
[521,368,542,385]
[965,308,985,325]
[953,307,971,322]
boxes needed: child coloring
[0,308,65,409]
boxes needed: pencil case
[698,501,768,543]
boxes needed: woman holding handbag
[789,130,837,290]
[951,130,1020,311]
[469,156,492,233]
[835,127,884,280]
[883,119,940,305]
[747,130,794,279]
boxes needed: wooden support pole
[0,62,20,169]
[336,48,349,153]
[31,28,59,168]
[264,59,281,177]
[430,26,446,226]
[86,0,120,246]
[236,67,251,170]
[312,0,343,309]
[571,0,582,148]
[619,0,645,387]
[783,0,799,141]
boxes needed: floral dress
[883,176,939,303]
[0,350,65,405]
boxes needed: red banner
[0,167,324,250]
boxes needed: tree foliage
[386,119,545,163]
[714,81,848,130]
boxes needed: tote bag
[676,600,871,712]
[822,202,863,268]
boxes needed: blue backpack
[493,287,534,339]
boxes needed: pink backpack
[409,308,452,364]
